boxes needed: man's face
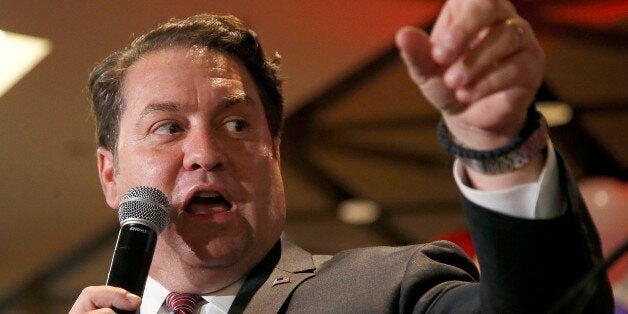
[97,47,286,273]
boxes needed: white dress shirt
[454,141,564,219]
[140,276,243,314]
[140,143,563,313]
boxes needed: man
[71,0,613,313]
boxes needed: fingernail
[126,293,141,302]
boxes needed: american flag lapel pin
[272,276,291,286]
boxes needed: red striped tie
[165,292,202,314]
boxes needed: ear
[97,147,119,209]
[272,137,281,161]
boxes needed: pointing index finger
[431,0,516,64]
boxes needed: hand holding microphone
[69,187,169,314]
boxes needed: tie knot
[165,292,203,314]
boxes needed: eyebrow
[217,91,250,109]
[138,91,251,120]
[138,101,182,121]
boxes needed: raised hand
[395,0,545,151]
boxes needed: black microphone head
[118,186,170,234]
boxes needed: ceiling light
[537,101,573,127]
[337,198,381,225]
[0,30,52,98]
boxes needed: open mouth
[185,191,233,214]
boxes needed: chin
[185,236,253,268]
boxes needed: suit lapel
[243,267,314,313]
[230,235,317,313]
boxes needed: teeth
[197,191,221,198]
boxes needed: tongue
[187,197,231,214]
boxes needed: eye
[153,122,183,135]
[224,119,250,133]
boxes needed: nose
[182,129,226,171]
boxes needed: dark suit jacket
[229,154,613,313]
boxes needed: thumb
[395,26,438,86]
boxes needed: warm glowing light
[0,30,52,98]
[540,1,628,29]
[337,198,381,225]
[537,101,573,127]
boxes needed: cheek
[237,157,285,241]
[117,146,182,192]
[266,169,286,222]
[229,141,282,207]
[226,141,276,180]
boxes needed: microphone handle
[106,222,158,314]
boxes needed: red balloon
[579,177,628,283]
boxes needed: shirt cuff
[453,141,565,219]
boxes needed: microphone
[105,186,170,312]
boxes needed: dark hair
[88,14,283,152]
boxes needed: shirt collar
[141,276,170,314]
[140,276,244,314]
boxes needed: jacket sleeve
[424,152,614,313]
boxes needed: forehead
[121,46,260,109]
